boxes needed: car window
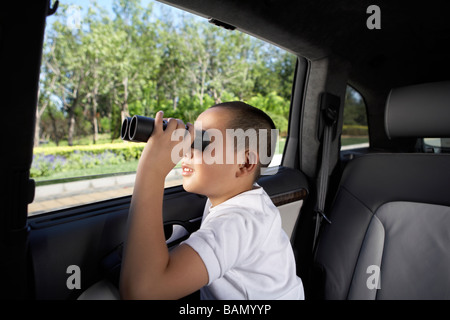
[29,0,296,216]
[340,85,369,151]
[423,138,450,153]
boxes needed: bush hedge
[342,125,368,136]
[33,142,145,160]
[31,142,145,178]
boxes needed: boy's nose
[183,150,194,160]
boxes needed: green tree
[247,92,290,135]
[344,86,367,126]
[104,0,160,139]
[45,5,91,146]
[83,4,113,143]
[37,0,298,146]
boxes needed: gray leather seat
[312,81,450,299]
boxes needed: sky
[46,0,201,29]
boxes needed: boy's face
[181,107,253,206]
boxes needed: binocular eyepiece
[121,115,210,151]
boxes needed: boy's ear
[236,150,258,178]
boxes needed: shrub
[342,125,368,136]
[31,142,145,178]
[30,154,67,178]
[34,143,145,160]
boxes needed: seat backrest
[312,81,450,300]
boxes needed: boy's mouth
[181,165,194,176]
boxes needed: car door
[28,166,309,300]
[0,0,316,300]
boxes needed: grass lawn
[341,136,368,146]
[35,160,140,184]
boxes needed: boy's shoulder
[212,185,271,209]
[206,186,278,224]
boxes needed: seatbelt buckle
[323,106,338,126]
[321,93,339,126]
[315,208,332,224]
[318,92,340,140]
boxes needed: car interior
[1,0,449,300]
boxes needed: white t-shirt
[182,185,304,300]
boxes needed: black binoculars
[121,115,210,151]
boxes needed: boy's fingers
[165,118,183,135]
[185,122,195,144]
[154,111,164,133]
[185,122,194,134]
[155,115,190,141]
[166,118,187,130]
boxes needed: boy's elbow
[120,273,143,299]
[120,277,164,300]
[120,283,149,300]
[119,279,137,300]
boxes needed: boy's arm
[120,111,208,300]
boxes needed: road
[28,169,182,216]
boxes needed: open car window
[29,0,296,216]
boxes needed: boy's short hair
[209,101,277,181]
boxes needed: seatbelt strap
[312,93,339,251]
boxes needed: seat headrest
[385,81,450,139]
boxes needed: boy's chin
[182,180,205,196]
[181,180,194,192]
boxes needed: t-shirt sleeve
[182,211,251,285]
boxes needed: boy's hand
[138,111,193,180]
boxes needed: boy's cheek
[202,147,238,165]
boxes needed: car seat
[311,81,450,299]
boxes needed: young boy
[120,101,304,300]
